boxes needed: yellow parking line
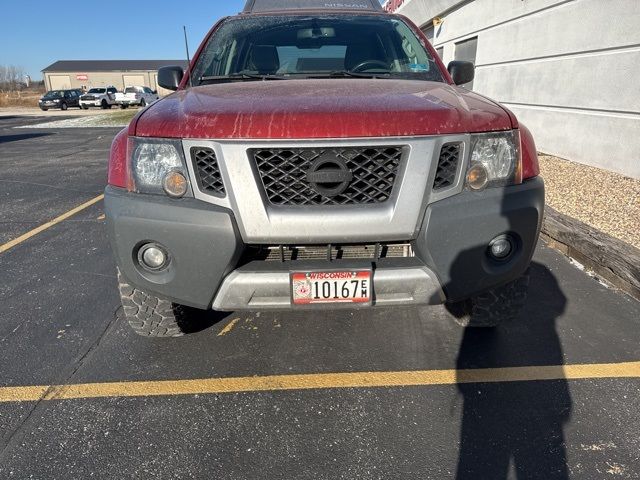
[0,194,104,254]
[1,361,638,404]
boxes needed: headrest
[251,45,280,74]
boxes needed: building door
[454,37,478,89]
[122,75,146,88]
[49,75,71,90]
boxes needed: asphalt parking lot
[0,115,639,479]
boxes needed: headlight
[130,138,192,197]
[466,130,521,190]
[53,99,60,103]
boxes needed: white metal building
[385,0,640,179]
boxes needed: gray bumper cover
[105,187,242,309]
[415,177,545,301]
[105,177,544,310]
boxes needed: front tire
[61,102,68,111]
[117,271,188,338]
[101,100,108,109]
[446,271,530,328]
[140,98,146,107]
[82,105,89,110]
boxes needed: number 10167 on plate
[291,270,372,305]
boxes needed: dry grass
[0,87,46,108]
[539,154,640,249]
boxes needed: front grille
[81,96,95,100]
[244,243,414,262]
[433,143,461,190]
[251,147,403,206]
[191,147,225,197]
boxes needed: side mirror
[447,61,475,86]
[158,66,184,91]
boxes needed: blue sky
[0,0,247,80]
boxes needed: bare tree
[0,65,26,92]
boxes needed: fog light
[138,244,168,271]
[489,236,514,260]
[163,171,188,198]
[466,163,489,190]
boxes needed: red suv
[106,0,544,337]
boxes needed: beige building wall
[44,70,160,92]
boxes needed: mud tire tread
[451,271,531,328]
[117,270,186,337]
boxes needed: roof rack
[243,0,384,14]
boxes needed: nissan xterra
[105,0,544,337]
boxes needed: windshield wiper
[199,72,288,84]
[325,70,392,79]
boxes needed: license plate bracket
[291,270,372,306]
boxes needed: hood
[133,79,513,139]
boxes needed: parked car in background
[115,86,159,108]
[79,87,118,109]
[39,89,83,111]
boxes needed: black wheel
[120,104,128,109]
[140,98,146,107]
[101,100,108,109]
[40,107,48,111]
[117,270,189,338]
[446,270,530,328]
[82,105,89,110]
[61,102,68,111]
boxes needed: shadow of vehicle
[178,306,233,335]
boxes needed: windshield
[88,88,106,94]
[125,87,141,93]
[44,91,64,97]
[191,15,444,83]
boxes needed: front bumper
[80,100,103,107]
[105,177,544,310]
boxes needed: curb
[541,207,640,301]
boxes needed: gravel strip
[539,154,640,249]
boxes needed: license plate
[291,270,372,305]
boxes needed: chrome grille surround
[182,135,469,244]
